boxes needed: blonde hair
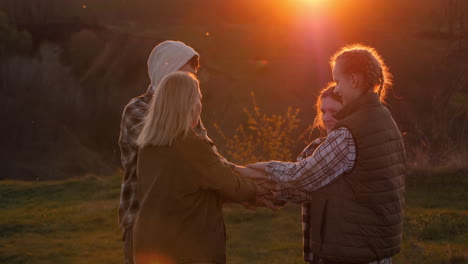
[137,71,200,147]
[330,43,393,102]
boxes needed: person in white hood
[118,40,204,264]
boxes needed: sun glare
[296,0,328,8]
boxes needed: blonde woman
[133,71,268,264]
[118,40,201,264]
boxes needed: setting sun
[295,0,330,8]
[297,0,324,3]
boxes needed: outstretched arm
[179,134,270,203]
[247,128,356,194]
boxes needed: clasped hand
[234,163,282,210]
[234,162,269,180]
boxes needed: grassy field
[1,170,467,264]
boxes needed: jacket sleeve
[179,134,261,202]
[196,119,236,170]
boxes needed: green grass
[1,171,467,264]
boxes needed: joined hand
[247,162,268,171]
[234,165,269,180]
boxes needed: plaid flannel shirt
[118,89,152,232]
[268,127,391,264]
[266,127,356,198]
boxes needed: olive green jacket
[133,130,260,264]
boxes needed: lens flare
[296,0,328,8]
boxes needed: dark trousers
[123,226,134,264]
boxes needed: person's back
[133,72,264,264]
[135,132,233,263]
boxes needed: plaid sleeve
[266,127,356,202]
[119,104,145,169]
[297,137,326,161]
[118,99,147,230]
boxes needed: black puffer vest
[309,93,406,263]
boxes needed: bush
[214,92,309,165]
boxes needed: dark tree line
[1,0,467,180]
